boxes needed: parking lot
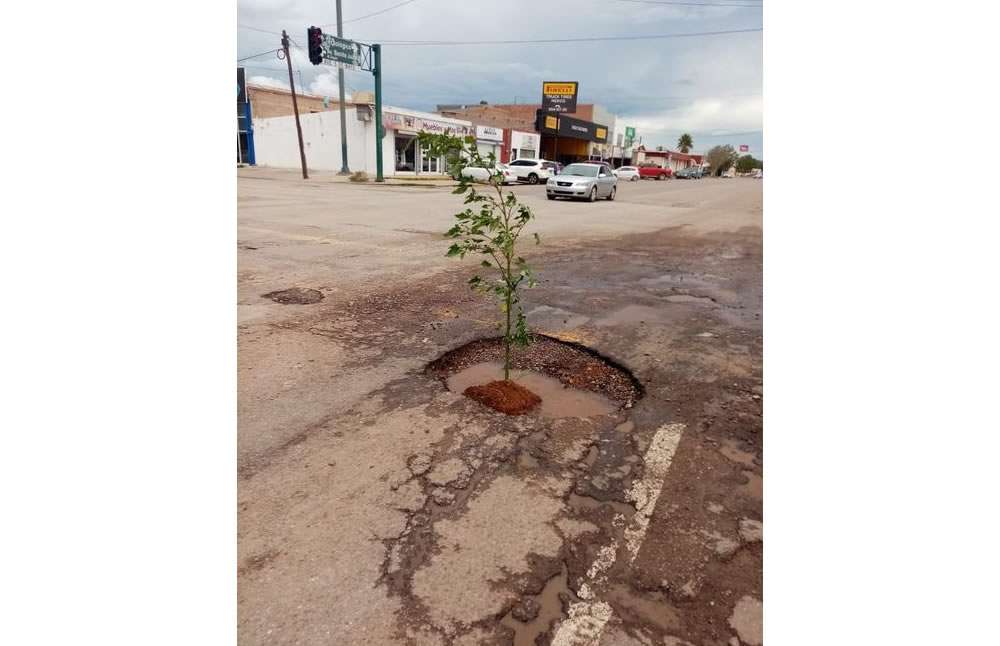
[238,166,762,645]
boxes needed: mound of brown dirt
[463,380,541,415]
[262,288,324,304]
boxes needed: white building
[508,130,540,161]
[252,103,474,177]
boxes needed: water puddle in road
[665,294,715,305]
[719,438,757,467]
[595,305,673,327]
[447,362,617,419]
[567,493,636,518]
[500,564,574,646]
[606,584,682,633]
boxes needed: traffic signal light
[307,26,323,65]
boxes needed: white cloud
[308,71,351,100]
[628,95,762,135]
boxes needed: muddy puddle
[665,294,715,305]
[719,438,757,467]
[500,564,574,646]
[446,362,617,419]
[567,493,636,518]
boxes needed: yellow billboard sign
[542,82,577,96]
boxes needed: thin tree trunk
[504,280,512,380]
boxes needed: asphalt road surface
[238,167,763,645]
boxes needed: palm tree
[677,133,693,153]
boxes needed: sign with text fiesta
[542,81,579,113]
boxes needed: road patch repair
[238,172,762,645]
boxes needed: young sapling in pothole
[418,130,541,384]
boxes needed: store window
[520,149,536,159]
[395,135,416,172]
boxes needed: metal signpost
[541,81,579,114]
[307,27,384,181]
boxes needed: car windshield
[562,164,600,177]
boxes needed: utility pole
[335,0,350,174]
[281,30,308,179]
[373,43,384,182]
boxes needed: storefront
[383,109,473,175]
[475,125,503,162]
[506,130,540,162]
[534,110,608,165]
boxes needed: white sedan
[461,163,517,185]
[613,166,641,182]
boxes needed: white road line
[550,422,686,645]
[624,422,685,564]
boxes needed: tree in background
[677,133,694,153]
[417,130,540,381]
[705,145,737,176]
[735,154,763,174]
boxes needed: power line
[321,0,419,27]
[358,27,761,45]
[237,49,281,62]
[238,24,281,36]
[616,0,762,6]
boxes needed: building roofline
[247,83,362,104]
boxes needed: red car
[637,163,672,180]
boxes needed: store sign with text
[382,111,473,137]
[541,81,579,113]
[511,130,540,151]
[475,125,503,142]
[535,111,608,143]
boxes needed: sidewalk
[238,165,459,188]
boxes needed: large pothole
[427,335,643,416]
[262,287,324,304]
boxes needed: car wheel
[546,194,556,200]
[656,174,664,180]
[607,186,616,201]
[588,187,597,202]
[631,175,638,182]
[527,173,539,185]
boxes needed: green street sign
[625,126,636,139]
[322,35,361,67]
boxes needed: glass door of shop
[395,135,417,172]
[420,146,442,174]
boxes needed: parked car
[751,169,763,179]
[637,163,672,180]
[546,162,617,202]
[676,166,704,179]
[461,163,517,185]
[542,161,563,176]
[507,158,556,184]
[613,166,641,182]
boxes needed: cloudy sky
[238,0,763,156]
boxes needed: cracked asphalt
[238,167,763,645]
